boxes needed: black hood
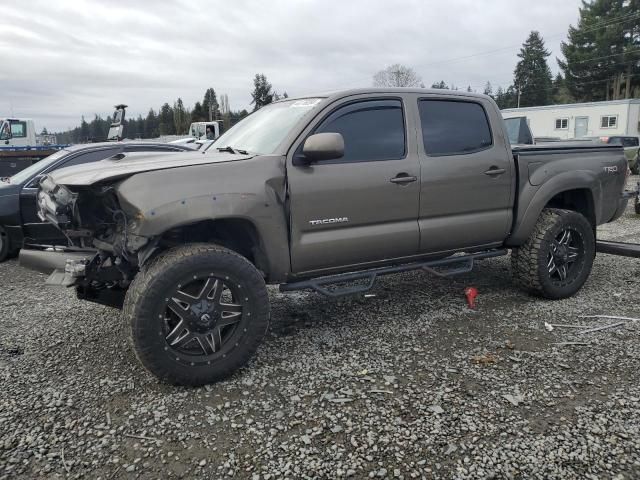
[0,182,20,198]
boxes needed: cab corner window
[315,99,406,162]
[418,100,493,156]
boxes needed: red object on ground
[464,287,478,309]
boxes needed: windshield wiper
[216,146,249,155]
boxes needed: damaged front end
[37,176,150,308]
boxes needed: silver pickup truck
[27,88,629,385]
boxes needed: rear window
[419,100,493,156]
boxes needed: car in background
[599,136,640,174]
[0,141,195,261]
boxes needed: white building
[502,99,640,140]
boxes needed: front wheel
[511,208,595,299]
[124,244,270,386]
[0,226,14,262]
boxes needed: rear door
[416,97,513,253]
[287,96,420,274]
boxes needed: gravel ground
[2,179,640,480]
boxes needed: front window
[314,99,406,162]
[555,118,568,130]
[208,98,323,155]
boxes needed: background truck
[0,118,69,179]
[28,88,629,386]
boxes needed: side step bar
[280,249,507,297]
[596,240,640,259]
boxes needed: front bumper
[19,248,93,276]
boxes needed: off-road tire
[511,208,595,299]
[123,243,270,386]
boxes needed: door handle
[484,167,506,176]
[390,173,417,184]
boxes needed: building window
[555,118,568,130]
[601,115,617,128]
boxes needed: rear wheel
[124,244,270,386]
[511,208,595,299]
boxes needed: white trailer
[502,99,640,140]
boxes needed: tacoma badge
[309,217,349,226]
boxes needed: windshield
[10,149,68,184]
[208,98,323,155]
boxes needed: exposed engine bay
[37,176,148,307]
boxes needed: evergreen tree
[202,88,218,120]
[173,98,188,134]
[552,73,575,104]
[483,82,493,98]
[431,81,449,89]
[144,109,158,138]
[559,0,640,101]
[250,74,274,111]
[79,116,90,142]
[494,86,519,109]
[159,103,175,135]
[513,31,553,107]
[191,102,205,122]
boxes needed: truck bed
[507,143,627,245]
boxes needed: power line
[420,11,640,68]
[569,48,640,65]
[456,58,639,94]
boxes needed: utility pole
[517,88,521,108]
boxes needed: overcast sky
[1,0,584,132]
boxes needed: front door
[416,97,514,253]
[575,117,589,138]
[287,97,420,274]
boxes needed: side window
[314,99,406,162]
[60,149,119,168]
[10,121,27,138]
[419,100,493,156]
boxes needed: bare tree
[373,64,423,88]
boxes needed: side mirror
[300,132,344,163]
